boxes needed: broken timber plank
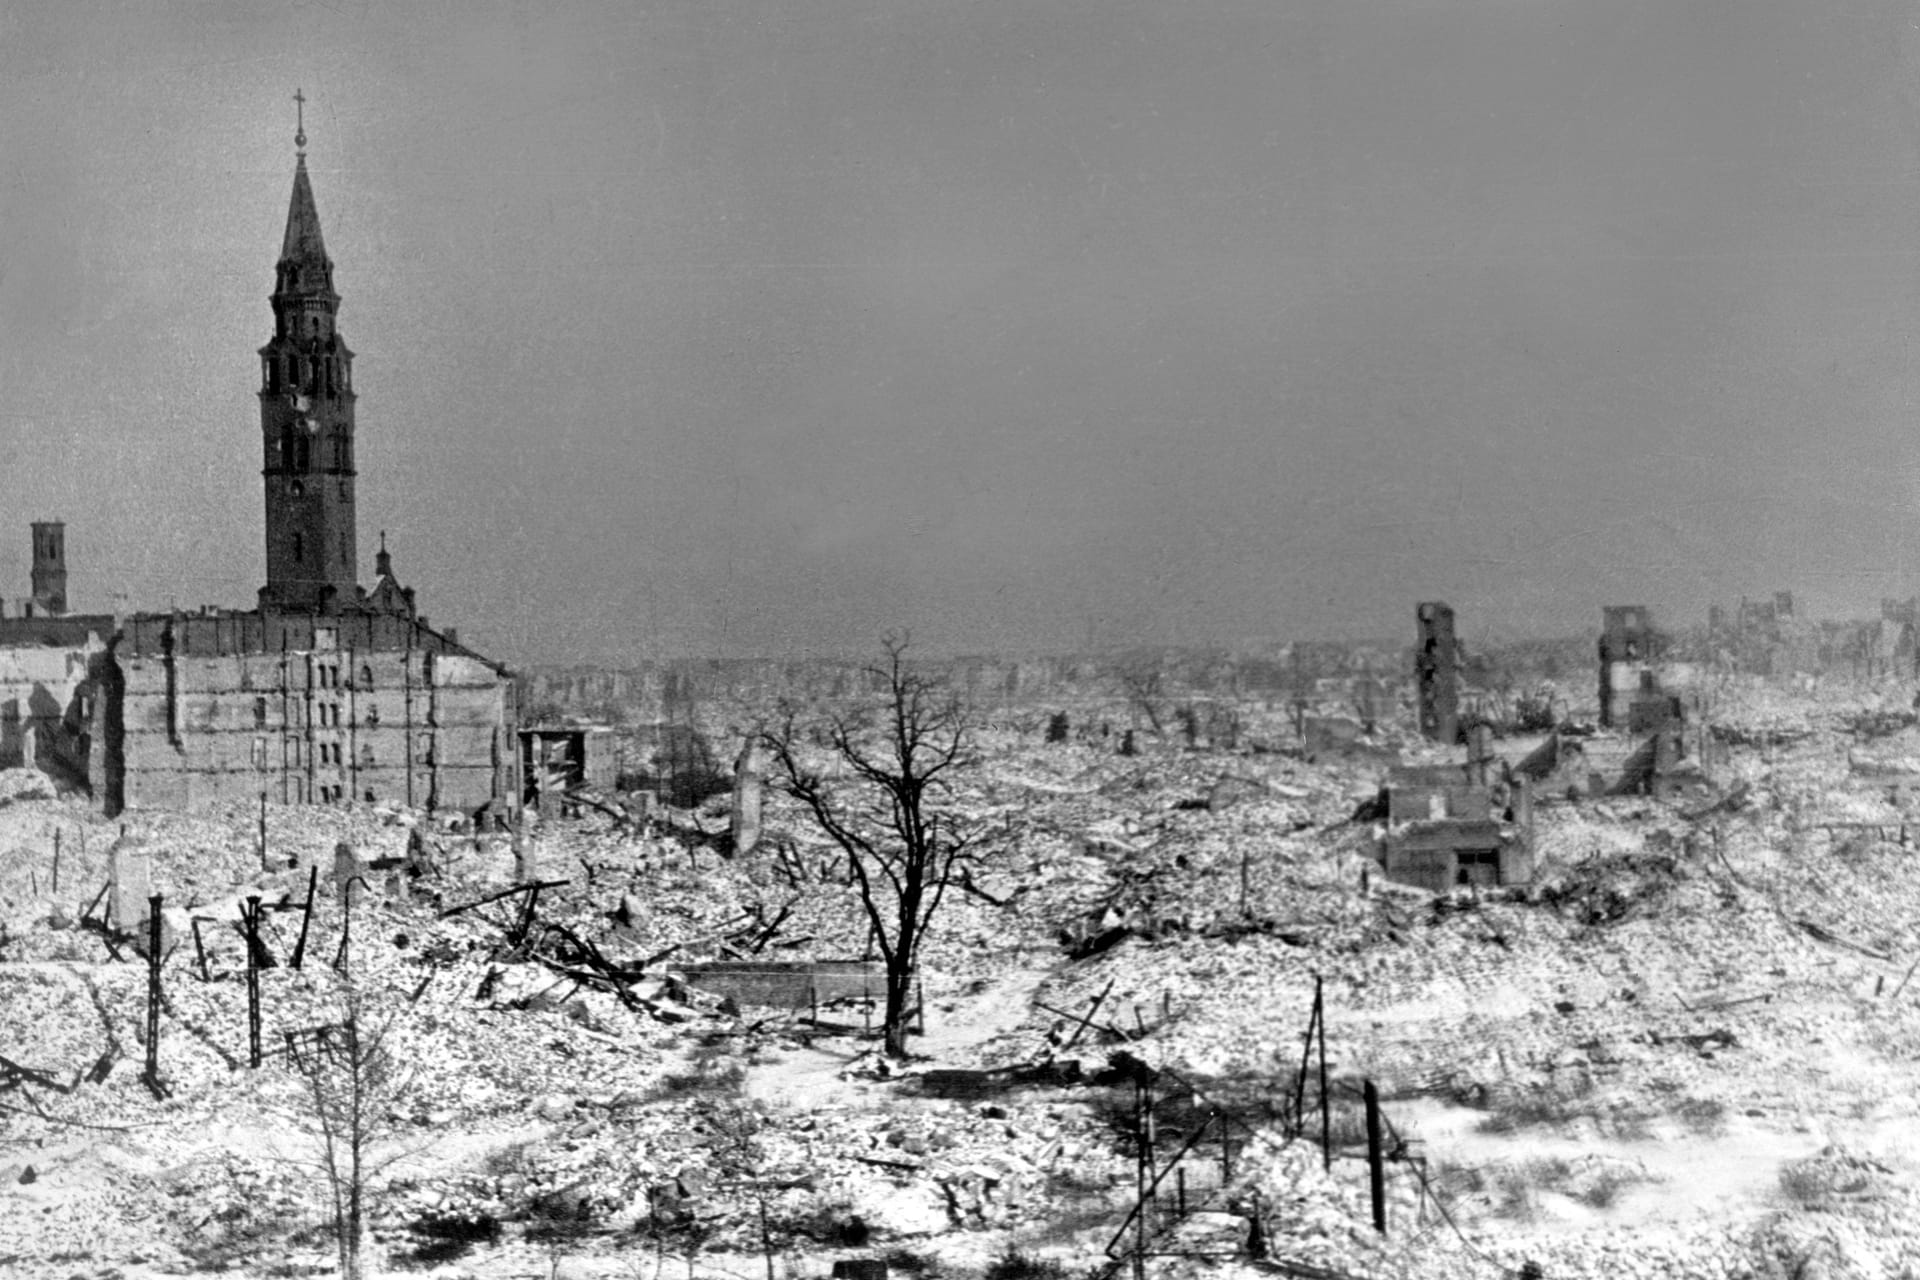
[1795,918,1892,961]
[438,878,570,919]
[1065,979,1117,1050]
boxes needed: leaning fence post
[1292,976,1322,1135]
[51,829,60,896]
[1134,1078,1151,1280]
[289,866,318,970]
[245,896,263,1068]
[333,881,357,973]
[144,894,163,1094]
[1318,983,1332,1173]
[1364,1079,1387,1235]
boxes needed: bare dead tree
[283,976,417,1280]
[759,633,977,1057]
[1114,654,1169,738]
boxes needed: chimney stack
[30,521,67,616]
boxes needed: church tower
[258,92,359,613]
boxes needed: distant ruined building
[0,105,517,816]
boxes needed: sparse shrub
[648,1056,745,1100]
[1474,1074,1600,1134]
[480,1138,539,1178]
[1512,690,1557,733]
[1603,1106,1655,1143]
[1778,1162,1824,1205]
[882,1247,940,1277]
[985,1247,1069,1280]
[1046,712,1070,744]
[525,1180,600,1244]
[1495,1175,1538,1222]
[1480,1154,1653,1216]
[1524,1155,1574,1185]
[1576,1169,1636,1209]
[767,1196,870,1247]
[396,1212,502,1266]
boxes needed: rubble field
[7,683,1920,1280]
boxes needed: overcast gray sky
[3,0,1919,664]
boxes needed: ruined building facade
[0,126,517,817]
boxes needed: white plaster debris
[4,692,1920,1279]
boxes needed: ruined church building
[0,108,518,816]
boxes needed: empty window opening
[1455,850,1502,888]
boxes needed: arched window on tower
[293,532,304,563]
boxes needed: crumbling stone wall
[116,644,514,814]
[0,636,106,788]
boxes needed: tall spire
[281,89,328,270]
[260,91,357,616]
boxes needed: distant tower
[29,521,66,615]
[1415,601,1460,743]
[258,90,359,614]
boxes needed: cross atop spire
[294,88,307,155]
